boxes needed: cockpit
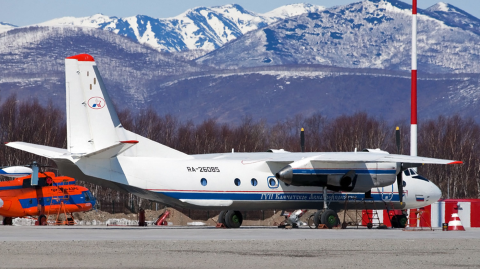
[82,191,96,204]
[404,168,429,182]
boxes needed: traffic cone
[447,213,465,231]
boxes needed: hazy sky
[1,0,478,26]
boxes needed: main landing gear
[310,187,339,229]
[218,210,243,228]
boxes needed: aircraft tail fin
[65,54,188,158]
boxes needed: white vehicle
[6,54,462,228]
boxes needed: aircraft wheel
[218,211,227,227]
[321,209,339,229]
[397,215,408,228]
[367,223,373,229]
[225,210,243,229]
[3,217,13,225]
[313,210,322,228]
[38,215,47,226]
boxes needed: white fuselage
[72,151,441,211]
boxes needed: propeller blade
[395,126,401,154]
[300,128,305,153]
[397,165,404,204]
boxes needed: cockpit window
[404,170,410,176]
[412,175,429,182]
[409,169,417,175]
[83,191,91,202]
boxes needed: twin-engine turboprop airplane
[6,54,462,228]
[0,171,96,225]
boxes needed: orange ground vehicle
[0,172,96,225]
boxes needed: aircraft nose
[429,182,442,203]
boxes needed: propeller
[395,126,404,204]
[300,128,305,153]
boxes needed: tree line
[1,94,479,214]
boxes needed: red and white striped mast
[411,0,417,157]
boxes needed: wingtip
[120,140,139,144]
[448,161,463,165]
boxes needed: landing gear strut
[313,187,339,229]
[218,210,243,228]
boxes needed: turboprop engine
[275,158,397,193]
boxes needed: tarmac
[1,226,480,269]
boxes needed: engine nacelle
[275,165,327,186]
[275,162,397,193]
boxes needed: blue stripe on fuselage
[0,186,23,191]
[17,193,94,209]
[157,191,400,202]
[292,169,396,174]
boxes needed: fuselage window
[201,178,207,186]
[269,178,277,187]
[404,170,410,176]
[234,178,241,186]
[403,180,406,187]
[87,71,89,76]
[94,77,96,85]
[251,178,257,186]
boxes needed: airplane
[0,171,96,225]
[5,54,461,229]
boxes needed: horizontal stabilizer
[5,142,69,158]
[83,141,138,159]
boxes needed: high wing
[263,152,461,165]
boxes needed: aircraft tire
[397,215,408,228]
[3,217,13,225]
[218,211,227,227]
[38,215,47,226]
[313,210,322,228]
[225,210,243,228]
[321,209,338,229]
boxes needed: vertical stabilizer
[64,54,188,159]
[65,54,125,154]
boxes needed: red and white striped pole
[410,0,417,157]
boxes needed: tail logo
[88,97,106,109]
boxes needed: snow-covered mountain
[2,1,480,124]
[36,4,324,53]
[197,0,480,73]
[0,22,17,34]
[426,2,480,36]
